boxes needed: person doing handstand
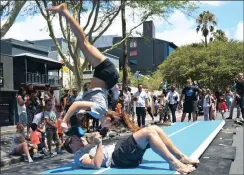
[46,3,119,132]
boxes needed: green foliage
[155,40,244,91]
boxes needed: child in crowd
[38,117,48,149]
[116,101,122,114]
[210,94,217,120]
[56,106,65,146]
[219,95,227,119]
[44,99,60,157]
[203,89,211,121]
[225,88,233,111]
[29,123,48,157]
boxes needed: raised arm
[46,3,105,67]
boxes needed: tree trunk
[121,0,128,91]
[204,36,207,47]
[1,1,26,39]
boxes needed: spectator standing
[16,87,28,127]
[179,79,201,122]
[44,99,60,157]
[60,88,70,111]
[203,89,211,121]
[167,86,179,123]
[123,86,131,115]
[134,84,148,127]
[146,91,154,121]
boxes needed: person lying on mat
[46,3,119,132]
[63,114,199,174]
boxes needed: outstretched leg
[148,125,200,165]
[133,127,196,174]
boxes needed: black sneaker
[42,147,49,156]
[226,117,232,119]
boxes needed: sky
[1,1,243,46]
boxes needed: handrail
[26,72,61,85]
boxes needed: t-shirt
[30,131,41,145]
[167,91,179,105]
[68,95,77,105]
[236,80,244,95]
[123,91,131,106]
[135,91,148,107]
[32,112,43,126]
[74,144,115,168]
[12,132,25,150]
[182,86,199,102]
[203,95,211,108]
[44,111,57,129]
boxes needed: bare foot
[169,161,196,174]
[180,156,200,166]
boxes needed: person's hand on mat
[46,3,68,14]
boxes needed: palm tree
[212,29,228,42]
[196,11,217,47]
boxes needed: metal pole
[44,64,47,84]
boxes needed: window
[0,62,3,87]
[129,59,137,66]
[130,41,137,48]
[51,46,57,51]
[129,50,137,56]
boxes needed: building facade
[97,21,177,75]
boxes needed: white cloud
[199,1,226,6]
[234,21,243,41]
[156,11,203,46]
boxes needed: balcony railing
[26,72,61,86]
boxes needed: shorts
[93,59,119,89]
[111,135,150,168]
[81,88,108,119]
[19,112,27,126]
[37,142,45,150]
[183,101,198,113]
[46,128,59,146]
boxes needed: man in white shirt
[134,84,148,127]
[167,86,179,123]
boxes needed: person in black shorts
[64,123,199,174]
[46,3,119,131]
[179,79,202,122]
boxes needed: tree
[35,0,123,90]
[1,1,27,39]
[155,40,244,91]
[212,29,228,42]
[196,11,217,47]
[36,0,196,90]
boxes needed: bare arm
[80,144,103,169]
[80,133,103,169]
[17,96,25,106]
[63,101,93,123]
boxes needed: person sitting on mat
[63,113,199,174]
[46,3,119,132]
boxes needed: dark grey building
[0,38,50,57]
[97,21,177,75]
[0,39,62,126]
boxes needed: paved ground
[0,110,242,174]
